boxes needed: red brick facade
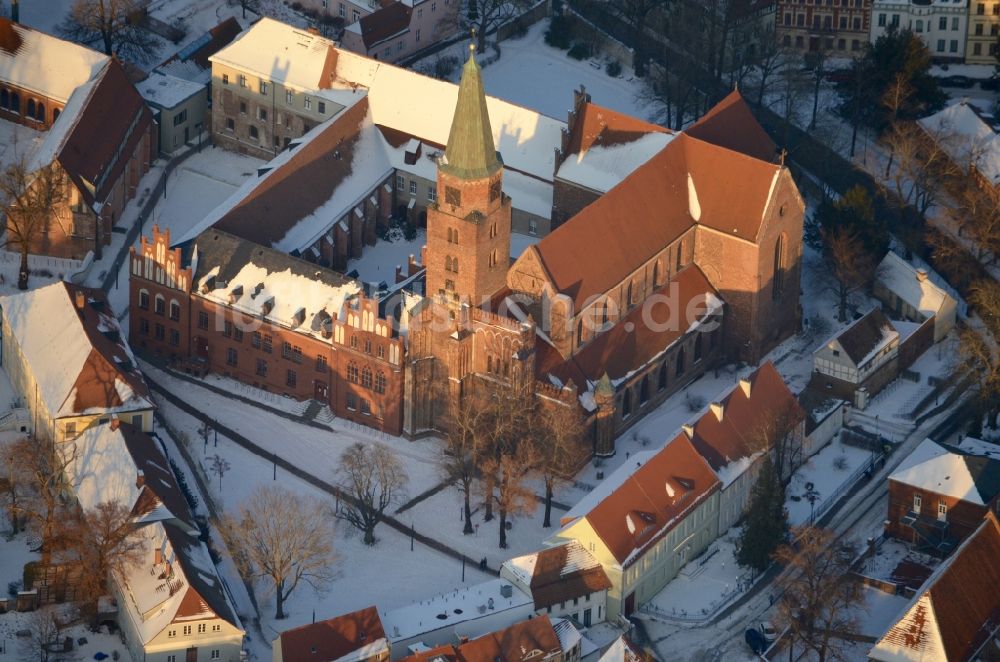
[776,0,873,56]
[129,226,405,435]
[887,479,1000,553]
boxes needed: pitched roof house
[870,513,1000,661]
[681,362,805,531]
[501,541,612,626]
[0,281,153,442]
[551,434,721,619]
[273,606,389,662]
[874,251,958,342]
[63,421,245,662]
[886,438,1000,554]
[398,615,568,662]
[812,308,901,400]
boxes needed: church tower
[426,45,511,308]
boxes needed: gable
[507,244,555,297]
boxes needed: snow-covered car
[760,622,779,644]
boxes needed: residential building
[208,18,366,158]
[272,606,389,662]
[549,433,721,620]
[874,250,958,342]
[776,0,874,56]
[152,17,243,154]
[886,437,1000,554]
[0,19,155,259]
[137,71,207,153]
[597,636,644,662]
[681,362,805,532]
[398,615,568,662]
[303,0,458,64]
[811,308,901,401]
[918,100,1000,196]
[0,281,153,443]
[381,578,535,657]
[65,420,245,662]
[870,512,1000,661]
[966,0,1000,63]
[129,226,405,435]
[870,0,968,60]
[500,542,612,627]
[730,0,779,68]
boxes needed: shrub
[8,579,21,598]
[545,16,572,50]
[568,42,590,61]
[170,457,201,512]
[403,222,417,241]
[433,55,459,80]
[606,60,622,78]
[685,392,706,413]
[833,455,849,471]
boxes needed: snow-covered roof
[551,618,582,655]
[502,541,603,588]
[25,65,103,173]
[557,132,674,194]
[876,251,953,319]
[0,281,152,419]
[136,70,205,110]
[817,308,899,368]
[559,450,658,525]
[332,47,565,183]
[890,438,1000,505]
[0,18,109,103]
[209,17,338,93]
[918,100,1000,185]
[598,635,644,662]
[957,437,1000,460]
[380,578,532,643]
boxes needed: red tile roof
[356,2,412,49]
[277,606,387,661]
[564,102,669,157]
[584,434,720,565]
[58,58,154,206]
[538,265,721,385]
[529,127,781,308]
[686,362,803,473]
[874,513,1000,661]
[455,615,562,662]
[685,90,777,163]
[515,542,612,610]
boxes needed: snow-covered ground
[646,532,754,622]
[417,20,656,122]
[786,435,873,526]
[860,538,939,587]
[152,392,495,646]
[347,230,425,284]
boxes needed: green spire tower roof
[440,45,503,180]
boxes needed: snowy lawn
[786,435,873,526]
[153,395,494,642]
[0,612,133,662]
[417,20,656,122]
[646,531,755,621]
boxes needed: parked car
[760,622,779,644]
[981,76,1000,91]
[745,627,767,655]
[940,75,976,88]
[825,69,853,84]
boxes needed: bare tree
[335,443,409,546]
[59,0,161,63]
[238,0,259,19]
[481,387,539,548]
[748,399,804,484]
[962,280,1000,429]
[613,0,664,75]
[0,160,69,290]
[10,437,78,557]
[452,0,532,52]
[821,226,875,323]
[774,527,865,662]
[207,454,231,491]
[0,439,23,532]
[753,35,787,108]
[63,501,144,615]
[535,403,586,528]
[638,51,704,130]
[222,485,336,620]
[18,607,70,662]
[880,120,954,225]
[439,391,489,535]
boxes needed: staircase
[301,400,323,422]
[847,409,914,443]
[0,408,29,433]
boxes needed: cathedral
[129,37,804,454]
[404,50,805,453]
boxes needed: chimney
[916,268,928,282]
[75,289,86,309]
[136,469,145,489]
[681,423,694,438]
[709,402,724,421]
[10,0,18,22]
[738,378,752,398]
[110,418,121,431]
